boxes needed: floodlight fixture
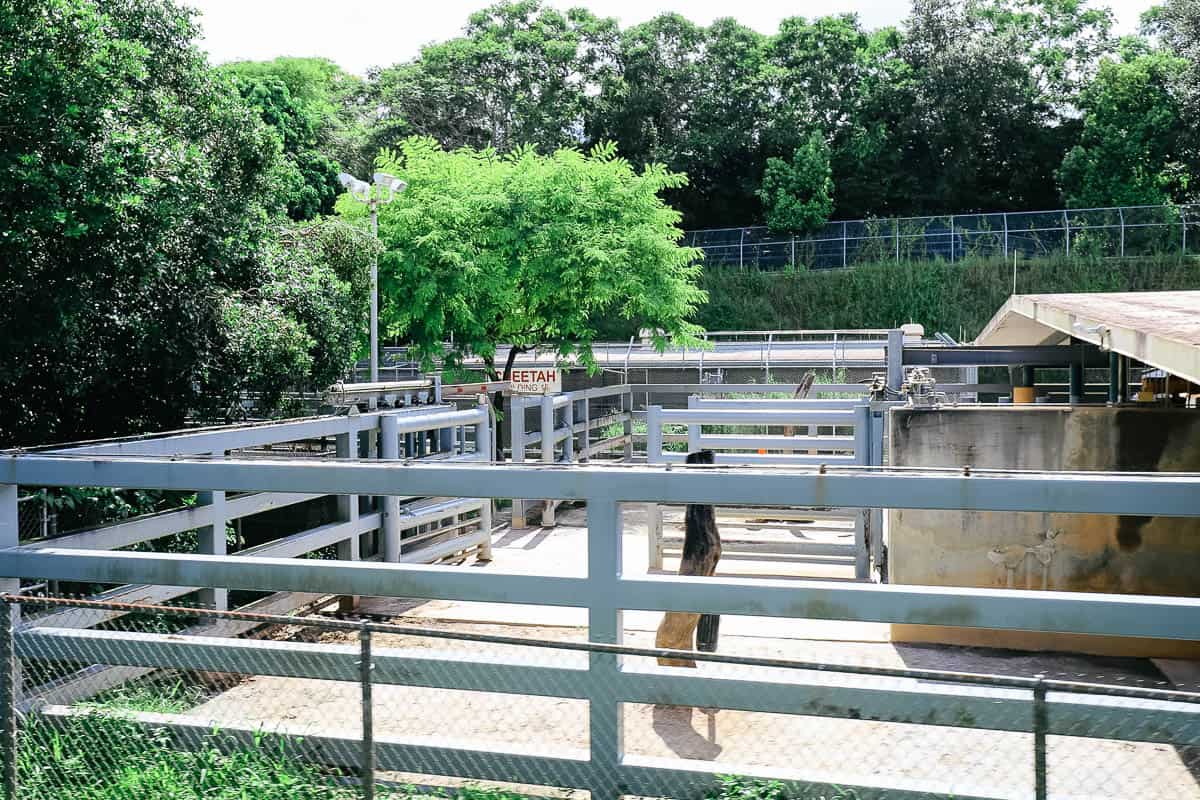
[337,172,371,202]
[372,171,408,202]
[338,170,411,384]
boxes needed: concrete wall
[889,405,1200,656]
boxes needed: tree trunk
[655,450,721,667]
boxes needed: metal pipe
[359,622,376,800]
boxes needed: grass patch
[694,254,1200,340]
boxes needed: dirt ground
[189,504,1200,799]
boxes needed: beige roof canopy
[975,291,1200,384]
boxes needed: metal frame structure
[2,457,1200,800]
[509,384,634,527]
[642,399,887,578]
[5,403,494,705]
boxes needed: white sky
[188,0,1156,76]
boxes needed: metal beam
[6,549,1200,639]
[903,346,1108,368]
[6,456,1200,517]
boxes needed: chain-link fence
[688,204,1200,270]
[3,593,1199,800]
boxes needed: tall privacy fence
[3,593,1199,800]
[688,204,1200,270]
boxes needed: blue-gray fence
[2,454,1200,799]
[689,203,1200,270]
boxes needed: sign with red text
[510,368,562,394]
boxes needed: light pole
[338,171,407,383]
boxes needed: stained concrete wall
[888,405,1200,656]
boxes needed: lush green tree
[1058,51,1190,206]
[224,69,342,219]
[0,1,374,446]
[900,0,1061,211]
[0,0,293,446]
[221,56,371,176]
[338,137,705,382]
[366,1,617,157]
[1153,0,1200,196]
[757,134,835,234]
[206,219,378,416]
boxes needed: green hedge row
[692,255,1200,340]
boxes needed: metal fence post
[1063,211,1070,257]
[585,498,623,800]
[842,221,848,267]
[1119,207,1126,256]
[359,621,375,800]
[646,405,663,570]
[739,228,745,270]
[1003,213,1009,259]
[509,395,527,529]
[1183,207,1188,255]
[0,596,14,800]
[541,394,557,526]
[622,389,634,462]
[381,415,401,562]
[197,462,228,611]
[949,215,955,262]
[894,219,900,262]
[1033,677,1048,800]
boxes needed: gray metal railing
[2,458,1200,799]
[689,203,1200,270]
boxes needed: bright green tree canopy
[338,137,705,379]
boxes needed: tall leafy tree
[1058,48,1190,206]
[366,1,617,155]
[0,0,290,446]
[338,137,705,382]
[758,133,835,234]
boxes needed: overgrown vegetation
[694,254,1200,340]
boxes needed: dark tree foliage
[0,0,373,446]
[0,0,288,446]
[346,0,1194,226]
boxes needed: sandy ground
[188,504,1200,799]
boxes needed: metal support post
[477,395,494,561]
[1063,211,1070,257]
[197,467,227,611]
[586,499,624,800]
[1108,352,1120,405]
[563,399,575,464]
[381,415,401,562]
[335,432,362,611]
[510,395,528,529]
[622,390,634,463]
[1033,678,1048,800]
[1118,356,1130,403]
[1003,213,1009,259]
[646,406,663,570]
[1068,361,1084,405]
[0,596,15,800]
[842,221,848,267]
[886,329,904,392]
[949,215,955,262]
[686,396,702,453]
[541,395,557,526]
[359,622,376,800]
[894,219,900,262]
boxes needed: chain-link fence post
[1,597,17,800]
[359,621,375,800]
[1033,677,1048,800]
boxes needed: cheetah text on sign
[510,368,562,394]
